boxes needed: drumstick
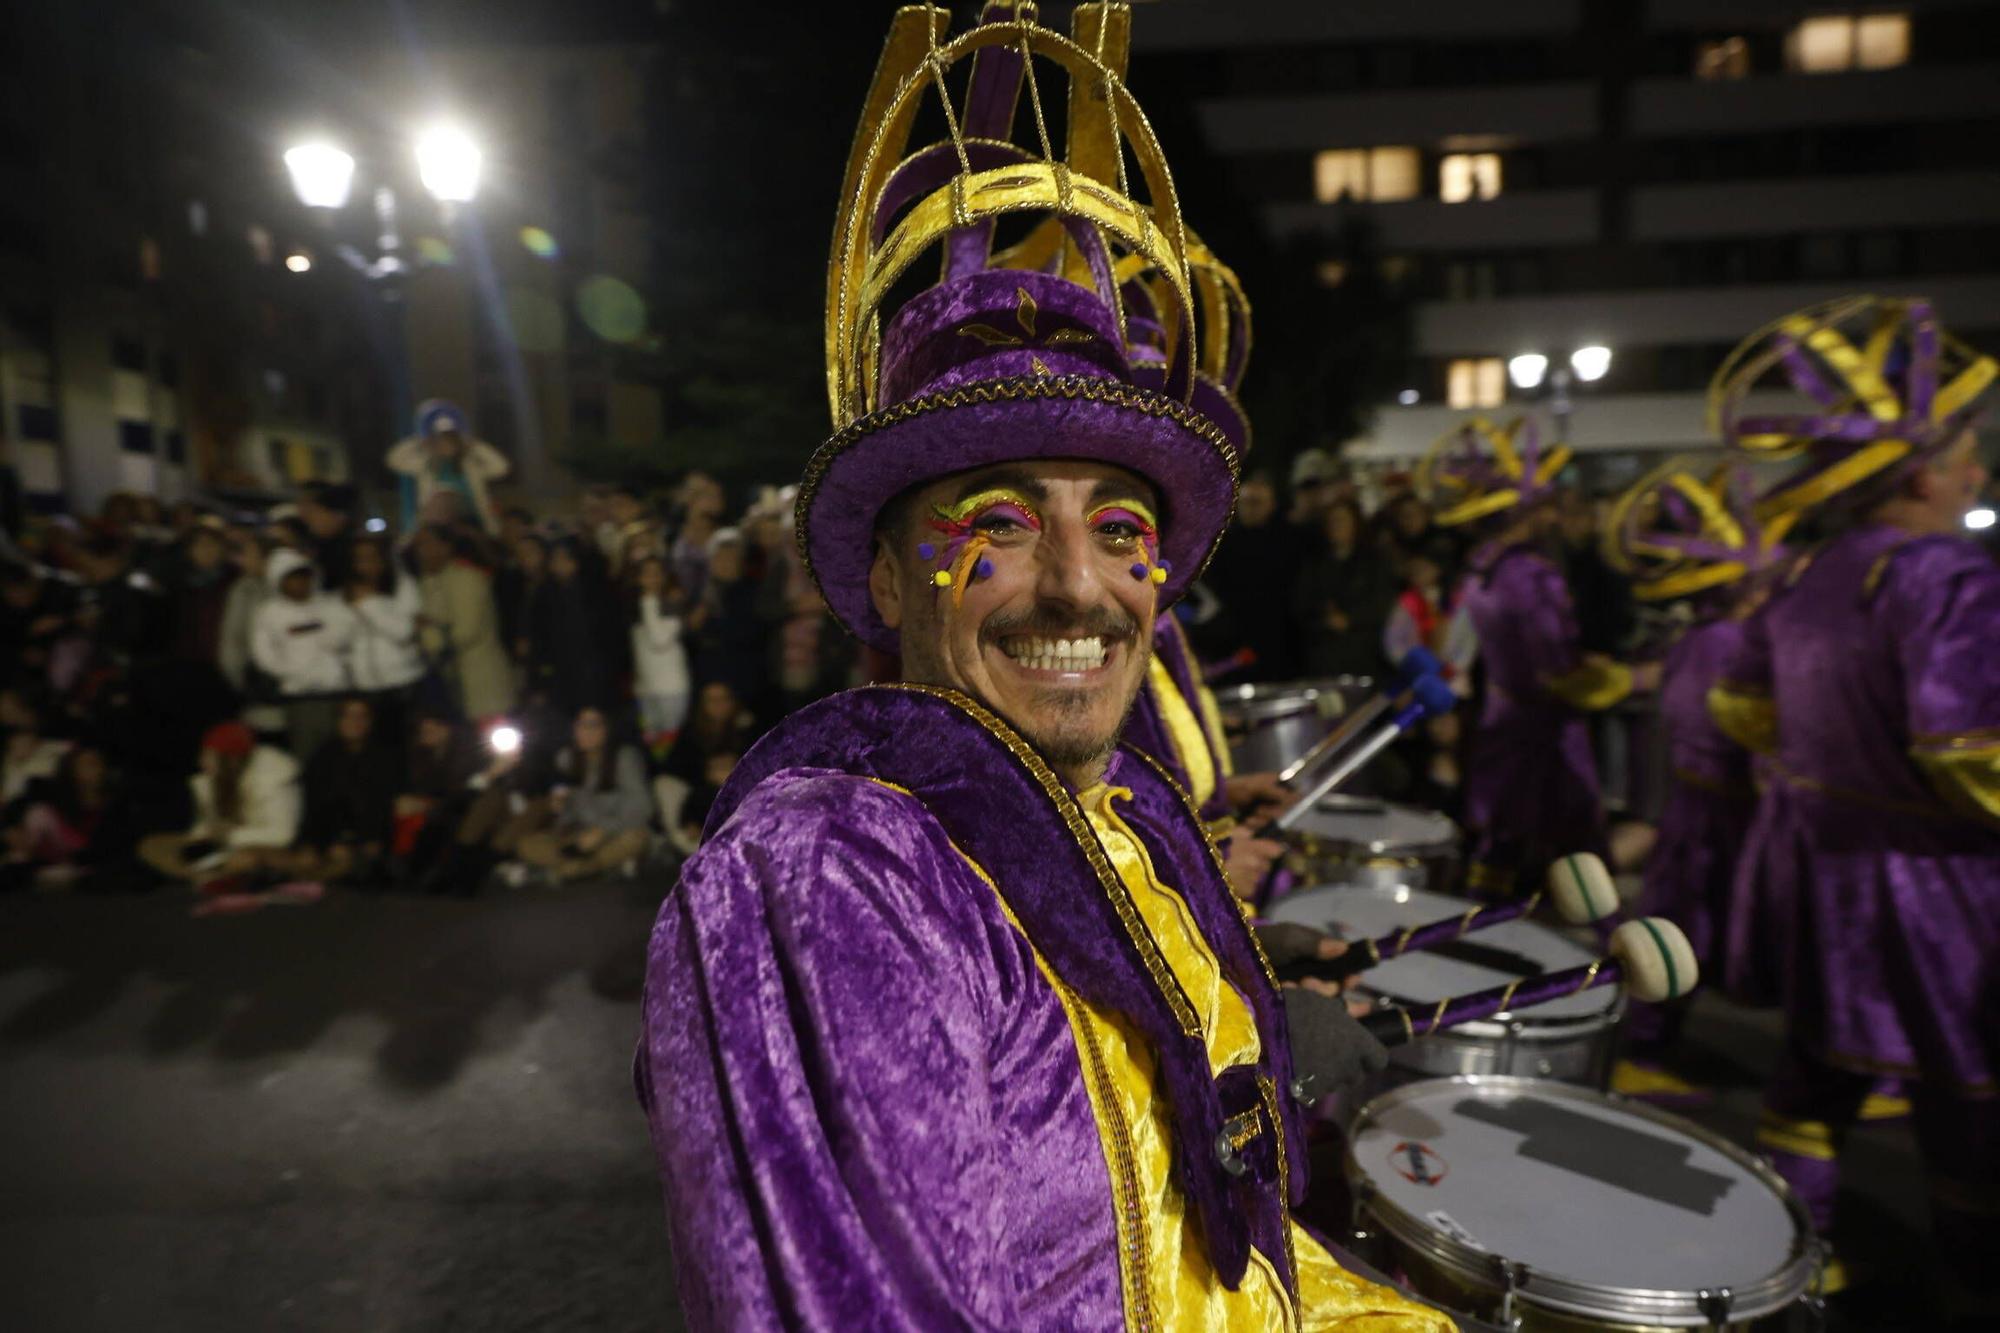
[1274,648,1442,786]
[1273,673,1459,833]
[1356,917,1699,1046]
[1273,852,1618,984]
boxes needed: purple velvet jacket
[1718,526,2000,1091]
[637,686,1312,1330]
[1123,615,1232,830]
[1456,542,1618,888]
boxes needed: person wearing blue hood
[386,400,511,533]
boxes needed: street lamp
[282,143,356,210]
[1507,353,1549,392]
[1505,345,1614,441]
[413,125,483,205]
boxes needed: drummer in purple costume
[1598,463,1788,1101]
[635,6,1449,1329]
[1417,417,1655,897]
[1705,296,1999,1299]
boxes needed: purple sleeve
[638,773,1024,1332]
[1890,539,2000,739]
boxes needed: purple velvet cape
[1456,543,1609,884]
[1122,615,1232,828]
[1722,526,2000,1091]
[637,686,1309,1330]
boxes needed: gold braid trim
[796,373,1241,620]
[881,683,1203,1037]
[1257,1073,1300,1291]
[1120,742,1279,988]
[1909,743,2000,825]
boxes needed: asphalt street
[0,880,1938,1332]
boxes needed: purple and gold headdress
[1603,459,1788,602]
[1121,231,1253,452]
[798,2,1240,651]
[1709,295,1996,523]
[1415,415,1570,528]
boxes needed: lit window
[1694,37,1751,81]
[1314,145,1420,203]
[1447,358,1506,409]
[1856,14,1910,68]
[1440,153,1502,203]
[1316,260,1348,287]
[1787,14,1910,73]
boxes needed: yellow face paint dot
[1149,566,1168,584]
[932,570,953,588]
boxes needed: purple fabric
[1457,543,1608,887]
[1122,617,1231,826]
[1723,525,2000,1091]
[1627,618,1759,1042]
[641,686,1310,1325]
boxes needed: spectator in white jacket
[342,535,425,736]
[387,400,510,533]
[138,721,301,887]
[251,548,356,758]
[626,555,691,758]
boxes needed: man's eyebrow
[1086,475,1160,512]
[950,469,1047,506]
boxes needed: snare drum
[1214,678,1370,775]
[1283,796,1461,894]
[1266,882,1621,1086]
[1345,1077,1816,1330]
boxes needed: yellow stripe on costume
[1756,1111,1840,1162]
[1148,656,1219,810]
[1909,740,2000,825]
[1541,659,1634,711]
[1708,683,1779,754]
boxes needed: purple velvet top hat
[1603,459,1788,603]
[798,2,1240,652]
[1709,295,1996,522]
[1415,415,1570,528]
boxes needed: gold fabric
[1910,738,2000,824]
[1540,659,1634,712]
[1707,683,1779,755]
[1150,655,1220,810]
[1757,1110,1839,1162]
[1195,673,1237,782]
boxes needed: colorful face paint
[925,489,1042,605]
[1089,500,1170,584]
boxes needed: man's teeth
[1003,635,1109,671]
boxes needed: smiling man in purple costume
[1416,417,1655,898]
[634,6,1449,1331]
[1705,296,1999,1304]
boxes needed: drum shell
[1215,678,1371,774]
[1343,1077,1817,1332]
[1281,797,1461,896]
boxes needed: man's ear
[869,542,903,631]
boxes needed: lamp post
[283,127,484,466]
[1508,345,1612,442]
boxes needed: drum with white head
[1283,796,1462,893]
[1345,1077,1817,1330]
[1215,678,1371,775]
[1266,881,1620,1085]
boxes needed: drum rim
[1343,1074,1817,1325]
[1291,796,1461,860]
[1214,676,1373,722]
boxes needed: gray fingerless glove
[1282,986,1389,1106]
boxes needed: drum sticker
[1389,1140,1448,1186]
[1425,1211,1487,1252]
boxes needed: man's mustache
[981,604,1140,643]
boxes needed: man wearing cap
[386,399,510,533]
[1704,297,1999,1302]
[637,7,1447,1330]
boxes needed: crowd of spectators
[0,424,852,908]
[1,421,1657,908]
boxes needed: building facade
[1133,0,2000,471]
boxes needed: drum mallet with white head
[1275,648,1443,787]
[1273,851,1620,984]
[1274,672,1459,833]
[1357,917,1699,1046]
